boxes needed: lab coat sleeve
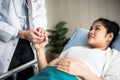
[0,21,19,42]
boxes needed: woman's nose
[89,29,94,34]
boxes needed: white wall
[46,0,120,37]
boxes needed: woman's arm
[33,29,49,70]
[36,47,48,71]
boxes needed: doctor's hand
[18,29,40,43]
[18,28,47,44]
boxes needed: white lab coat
[0,0,47,74]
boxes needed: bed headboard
[62,28,120,52]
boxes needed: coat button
[13,43,16,46]
[7,59,10,62]
[0,15,1,19]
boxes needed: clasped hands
[30,27,48,49]
[20,27,48,44]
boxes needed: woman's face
[87,21,112,49]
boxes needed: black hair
[94,18,120,47]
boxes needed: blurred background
[46,0,120,37]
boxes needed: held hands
[18,27,48,44]
[24,28,48,44]
[33,27,48,50]
[24,29,42,43]
[18,27,48,49]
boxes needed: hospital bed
[0,28,120,80]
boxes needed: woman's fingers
[56,58,71,73]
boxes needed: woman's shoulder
[111,48,120,59]
[112,48,120,54]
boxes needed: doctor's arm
[0,21,19,42]
[17,29,43,44]
[0,21,43,44]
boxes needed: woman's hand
[55,58,92,78]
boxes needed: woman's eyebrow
[95,24,101,28]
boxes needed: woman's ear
[107,33,114,41]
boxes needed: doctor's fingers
[37,28,48,37]
[31,29,43,37]
[32,34,48,44]
[31,29,46,39]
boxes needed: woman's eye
[95,27,100,30]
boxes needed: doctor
[0,0,47,80]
